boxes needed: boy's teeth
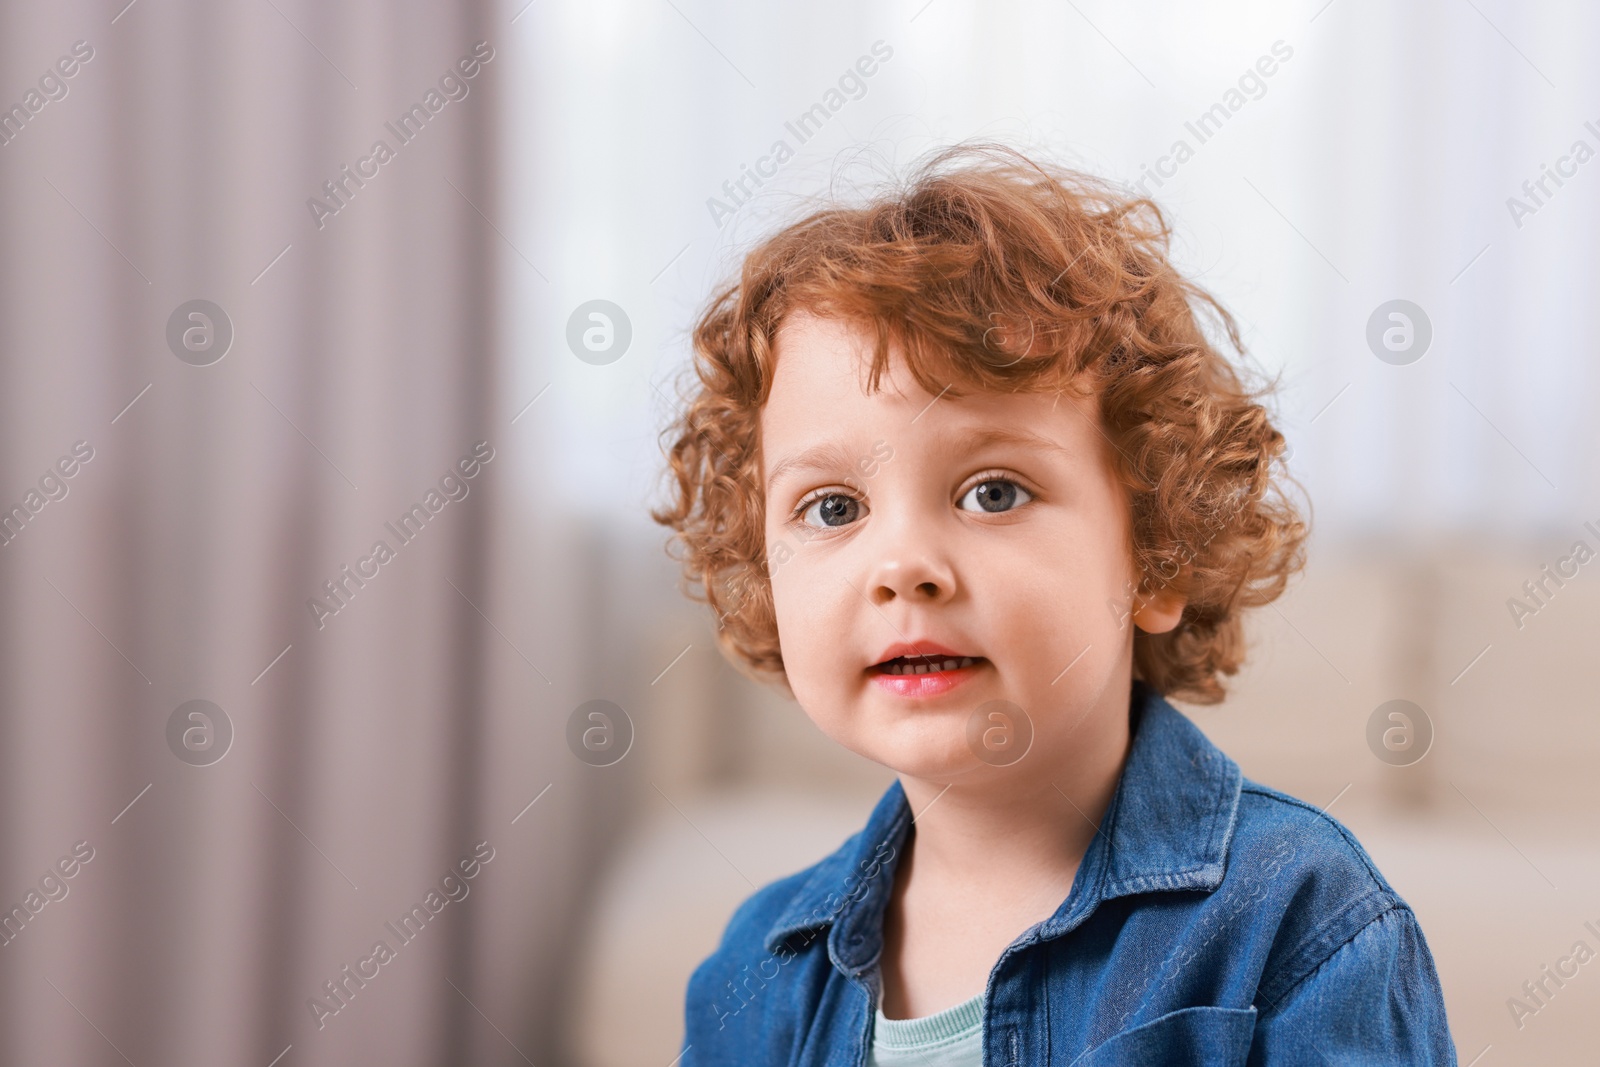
[881,656,977,675]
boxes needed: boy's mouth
[867,642,987,697]
[872,654,985,676]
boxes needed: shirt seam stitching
[1256,900,1406,1017]
[1238,783,1391,888]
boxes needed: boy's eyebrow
[764,426,1071,494]
[765,443,860,494]
[951,425,1073,459]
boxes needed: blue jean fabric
[680,680,1457,1065]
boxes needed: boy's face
[759,311,1184,783]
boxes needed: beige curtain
[0,2,586,1064]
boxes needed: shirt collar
[761,679,1243,971]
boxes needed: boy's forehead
[770,310,950,407]
[763,311,1104,479]
[770,310,1095,412]
[771,311,882,384]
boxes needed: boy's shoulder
[695,790,907,969]
[1231,774,1394,892]
[681,788,911,1055]
[1221,774,1415,997]
[703,849,847,959]
[1228,770,1395,890]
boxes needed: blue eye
[959,480,1031,513]
[799,493,864,528]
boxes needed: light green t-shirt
[867,991,985,1067]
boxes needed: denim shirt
[680,681,1457,1065]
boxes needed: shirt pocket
[1068,1005,1258,1067]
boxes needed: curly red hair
[653,143,1307,704]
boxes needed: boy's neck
[893,679,1134,904]
[896,729,1132,895]
[878,682,1135,1018]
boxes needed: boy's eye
[959,479,1031,514]
[799,493,864,528]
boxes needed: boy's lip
[867,639,988,699]
[869,657,984,698]
[868,640,980,668]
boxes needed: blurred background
[0,0,1596,1063]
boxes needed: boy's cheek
[769,581,856,722]
[768,575,825,670]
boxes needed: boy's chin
[863,739,1008,784]
[818,705,1039,780]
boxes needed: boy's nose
[866,554,957,607]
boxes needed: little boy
[653,144,1455,1065]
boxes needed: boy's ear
[1131,584,1186,634]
